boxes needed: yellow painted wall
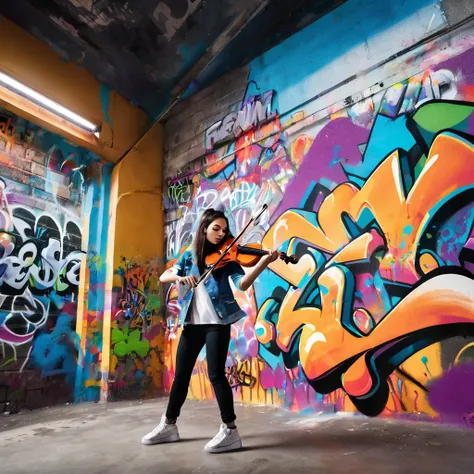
[0,17,149,163]
[114,122,164,275]
[101,122,166,401]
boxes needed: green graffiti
[111,327,150,357]
[91,254,104,271]
[413,102,474,133]
[145,292,161,313]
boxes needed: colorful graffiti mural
[108,257,164,400]
[163,46,474,427]
[0,107,103,412]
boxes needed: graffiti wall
[163,23,474,426]
[0,107,105,412]
[108,256,163,401]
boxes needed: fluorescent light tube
[0,71,99,133]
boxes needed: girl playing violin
[141,208,278,453]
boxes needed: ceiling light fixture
[0,71,100,133]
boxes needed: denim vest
[174,250,246,326]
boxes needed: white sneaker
[204,424,242,453]
[141,414,180,445]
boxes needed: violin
[205,237,298,269]
[181,204,296,298]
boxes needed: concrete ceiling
[0,0,347,118]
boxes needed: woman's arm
[160,270,198,287]
[238,250,279,292]
[159,268,180,284]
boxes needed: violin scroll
[279,252,299,265]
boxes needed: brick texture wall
[163,65,249,178]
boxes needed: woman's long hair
[194,208,232,274]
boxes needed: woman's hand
[179,275,198,287]
[262,249,279,266]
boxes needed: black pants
[166,324,236,424]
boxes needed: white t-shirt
[188,282,221,325]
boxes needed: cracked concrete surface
[2,398,474,473]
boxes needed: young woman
[142,208,278,453]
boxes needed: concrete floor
[1,398,474,474]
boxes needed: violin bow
[180,204,268,300]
